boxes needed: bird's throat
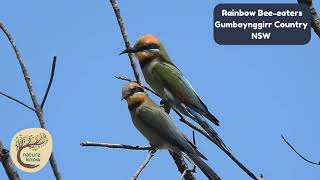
[139,57,153,69]
[127,94,146,110]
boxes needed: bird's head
[121,82,147,108]
[120,34,166,64]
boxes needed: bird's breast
[130,110,167,149]
[141,61,165,98]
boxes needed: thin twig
[281,134,320,165]
[0,140,20,180]
[180,169,196,180]
[191,131,197,172]
[131,149,156,180]
[0,22,42,124]
[192,131,196,146]
[41,56,57,109]
[298,0,320,37]
[109,0,142,85]
[0,91,35,111]
[0,21,61,180]
[80,140,196,179]
[80,141,152,150]
[170,151,196,180]
[180,170,188,180]
[115,76,159,96]
[259,174,264,180]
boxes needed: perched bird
[120,34,221,145]
[120,35,259,180]
[122,82,220,180]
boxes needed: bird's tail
[186,107,258,179]
[187,153,221,180]
[186,107,229,151]
[205,112,220,126]
[204,134,259,180]
[195,124,259,180]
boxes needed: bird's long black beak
[121,94,129,101]
[121,92,129,101]
[119,47,137,55]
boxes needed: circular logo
[10,128,53,173]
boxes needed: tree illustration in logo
[14,133,48,169]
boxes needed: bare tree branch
[41,56,57,109]
[180,170,189,180]
[191,131,197,171]
[180,168,196,180]
[0,91,35,111]
[80,140,198,179]
[80,141,152,150]
[131,149,156,180]
[109,0,142,85]
[0,21,61,180]
[298,0,320,37]
[107,0,196,179]
[0,140,20,180]
[170,151,196,180]
[281,134,320,166]
[192,131,196,145]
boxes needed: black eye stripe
[130,87,144,94]
[124,86,144,100]
[148,43,160,49]
[138,43,160,51]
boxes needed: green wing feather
[136,104,195,155]
[152,61,209,113]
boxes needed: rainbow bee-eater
[120,34,221,144]
[122,82,221,180]
[120,35,259,180]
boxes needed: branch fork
[0,22,61,179]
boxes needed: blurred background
[0,0,319,179]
